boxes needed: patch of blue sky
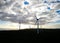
[43,0,51,5]
[24,1,29,5]
[52,20,60,23]
[56,10,60,14]
[56,0,60,2]
[43,0,60,4]
[50,0,60,3]
[47,7,51,10]
[0,20,8,24]
[44,1,47,3]
[47,20,60,25]
[56,20,60,23]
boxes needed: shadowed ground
[0,28,60,40]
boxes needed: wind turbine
[35,13,42,34]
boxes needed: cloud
[54,3,60,10]
[0,11,36,24]
[0,0,60,25]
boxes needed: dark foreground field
[0,28,60,40]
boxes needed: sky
[0,0,60,30]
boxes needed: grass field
[0,29,60,40]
